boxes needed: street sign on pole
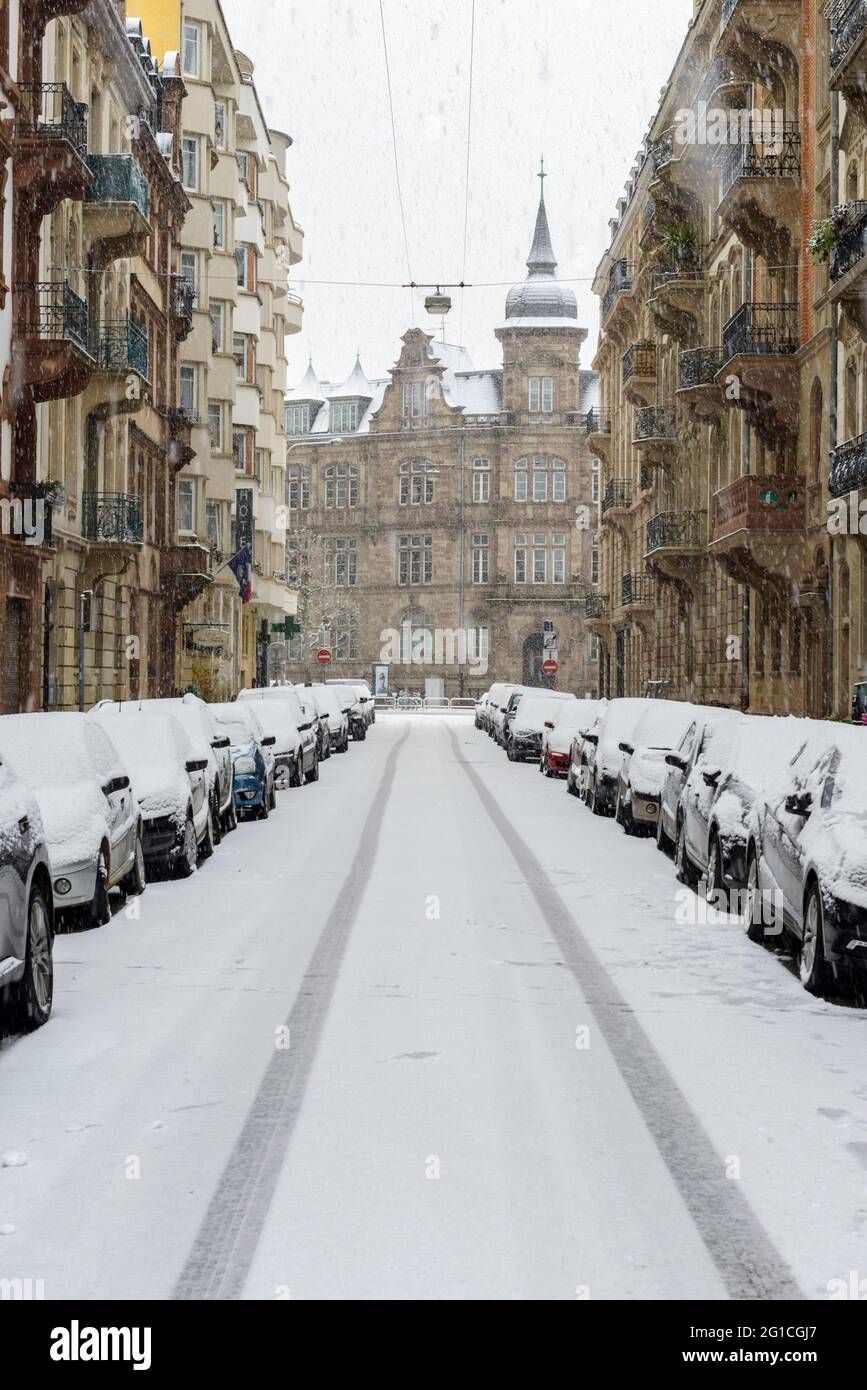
[542,658,558,677]
[317,648,332,666]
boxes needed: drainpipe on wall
[458,433,466,698]
[741,248,753,711]
[830,73,840,717]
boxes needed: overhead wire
[378,0,415,325]
[459,0,476,348]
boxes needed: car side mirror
[584,732,599,745]
[185,758,209,773]
[262,735,276,747]
[665,753,686,770]
[544,721,555,730]
[211,736,231,750]
[785,790,812,816]
[702,767,721,788]
[618,742,634,755]
[102,774,130,795]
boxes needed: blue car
[212,711,273,821]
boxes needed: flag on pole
[228,544,253,603]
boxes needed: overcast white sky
[221,0,693,388]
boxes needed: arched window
[325,609,358,661]
[514,456,566,503]
[287,465,309,510]
[399,608,433,663]
[399,459,435,505]
[324,463,358,508]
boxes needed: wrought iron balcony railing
[830,201,867,283]
[651,129,675,173]
[697,52,734,105]
[85,154,149,218]
[721,0,739,29]
[622,342,657,385]
[640,462,652,492]
[602,259,636,321]
[584,407,612,437]
[602,480,633,514]
[831,0,867,68]
[642,197,656,238]
[172,274,196,322]
[621,573,654,607]
[82,493,143,544]
[634,406,676,444]
[14,281,90,354]
[830,431,867,498]
[722,302,799,361]
[16,82,87,154]
[719,123,801,203]
[679,346,724,390]
[646,510,703,554]
[95,318,150,380]
[650,256,705,297]
[584,593,609,621]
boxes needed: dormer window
[285,403,311,436]
[529,377,553,413]
[402,381,426,420]
[330,400,360,432]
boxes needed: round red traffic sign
[542,659,558,676]
[317,648,332,665]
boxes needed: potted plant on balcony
[807,206,854,264]
[656,222,700,269]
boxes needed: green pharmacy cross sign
[271,618,301,638]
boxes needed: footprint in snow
[0,1223,15,1235]
[817,1107,850,1123]
[382,1050,440,1062]
[1,1151,28,1168]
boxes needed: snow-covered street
[1,713,865,1301]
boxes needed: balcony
[830,201,867,335]
[640,197,658,248]
[167,407,197,471]
[633,406,676,457]
[87,318,150,418]
[710,474,806,582]
[831,1,867,111]
[649,255,706,334]
[584,593,610,634]
[170,276,196,341]
[645,510,704,581]
[622,342,657,406]
[677,346,725,419]
[582,407,612,459]
[602,259,636,325]
[12,281,93,402]
[717,123,801,262]
[621,572,655,610]
[601,480,633,522]
[720,303,800,441]
[462,412,516,428]
[720,0,799,61]
[14,83,90,218]
[285,289,304,336]
[82,493,143,546]
[161,541,212,610]
[84,155,150,265]
[830,432,867,499]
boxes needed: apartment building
[589,0,841,717]
[138,0,303,700]
[280,186,599,699]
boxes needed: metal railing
[679,346,724,389]
[719,123,801,202]
[623,342,657,385]
[722,302,799,361]
[830,201,867,283]
[831,0,867,68]
[697,52,734,105]
[463,412,516,427]
[85,154,149,218]
[602,480,633,514]
[830,432,867,498]
[642,197,656,237]
[585,593,609,620]
[16,82,87,154]
[82,493,143,544]
[375,696,479,713]
[634,406,676,443]
[95,318,150,379]
[650,258,705,296]
[172,274,196,323]
[646,510,703,554]
[583,407,612,437]
[602,259,636,321]
[651,129,675,173]
[621,572,654,607]
[721,0,739,30]
[14,281,90,354]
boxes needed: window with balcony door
[472,533,489,584]
[178,479,195,534]
[182,136,198,191]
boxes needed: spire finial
[538,155,546,201]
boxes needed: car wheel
[306,753,320,784]
[356,725,366,742]
[706,836,728,912]
[506,740,517,762]
[223,796,237,834]
[211,795,223,847]
[91,850,111,928]
[744,848,766,944]
[121,830,146,898]
[175,815,198,879]
[675,819,698,888]
[200,806,216,860]
[800,882,837,998]
[10,885,53,1032]
[656,811,673,855]
[566,769,578,797]
[258,785,270,820]
[589,779,606,817]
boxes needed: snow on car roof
[631,701,698,751]
[0,711,121,788]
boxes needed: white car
[92,707,212,878]
[326,678,375,726]
[615,701,699,836]
[0,712,144,927]
[505,692,577,762]
[583,698,653,816]
[300,684,350,753]
[541,698,601,778]
[238,687,319,781]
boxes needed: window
[514,458,528,502]
[591,459,600,504]
[182,21,200,77]
[206,501,221,551]
[591,545,599,585]
[210,302,225,353]
[552,458,566,502]
[529,376,554,413]
[472,533,489,584]
[214,99,227,149]
[590,634,599,662]
[181,136,198,191]
[208,401,222,450]
[330,400,360,433]
[234,333,255,384]
[212,200,226,250]
[178,478,194,533]
[399,460,435,505]
[324,463,358,508]
[401,381,425,420]
[253,449,265,484]
[399,609,434,662]
[233,426,253,474]
[325,538,357,586]
[180,250,197,295]
[325,610,358,661]
[532,532,548,584]
[472,458,490,502]
[399,534,433,585]
[235,242,257,292]
[286,404,311,436]
[514,533,527,583]
[533,457,548,502]
[288,466,309,510]
[468,626,489,664]
[552,532,566,584]
[179,364,197,416]
[236,151,257,200]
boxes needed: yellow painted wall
[136,0,182,66]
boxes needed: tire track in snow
[448,725,802,1301]
[174,722,412,1299]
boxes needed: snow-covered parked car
[566,702,608,798]
[327,678,375,727]
[506,691,577,762]
[614,701,698,837]
[91,707,212,877]
[238,687,319,780]
[475,689,491,730]
[541,698,600,778]
[300,684,348,757]
[745,723,867,997]
[210,706,273,819]
[655,706,742,866]
[489,684,523,744]
[0,755,54,1032]
[583,698,652,816]
[0,712,144,927]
